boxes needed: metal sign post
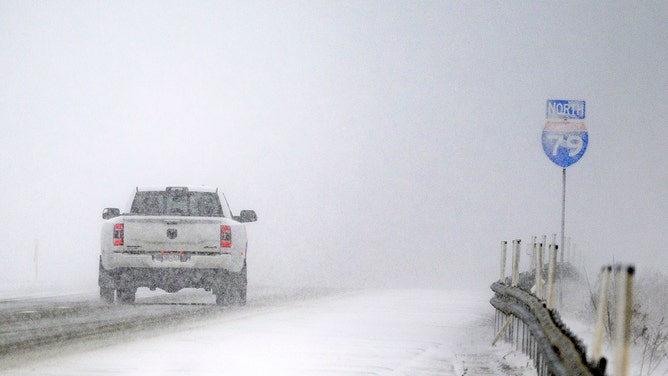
[561,168,566,272]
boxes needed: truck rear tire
[214,262,247,306]
[236,263,247,306]
[100,287,115,304]
[117,288,136,304]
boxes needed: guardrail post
[529,236,536,279]
[492,314,513,346]
[500,241,508,282]
[535,242,544,299]
[511,240,521,287]
[547,241,558,309]
[592,266,611,365]
[613,265,634,376]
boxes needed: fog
[1,2,666,292]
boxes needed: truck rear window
[130,191,224,217]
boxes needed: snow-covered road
[2,289,533,375]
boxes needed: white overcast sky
[1,1,666,290]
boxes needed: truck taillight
[113,223,124,246]
[221,225,232,248]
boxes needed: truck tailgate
[123,216,221,253]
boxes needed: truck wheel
[117,288,136,304]
[100,287,115,304]
[236,263,248,306]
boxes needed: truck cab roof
[136,185,219,193]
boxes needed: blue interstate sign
[546,100,586,120]
[542,121,588,168]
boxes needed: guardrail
[491,238,634,376]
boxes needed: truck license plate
[163,253,180,262]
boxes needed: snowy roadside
[557,270,668,376]
[0,281,97,302]
[3,289,535,375]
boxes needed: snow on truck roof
[136,185,219,193]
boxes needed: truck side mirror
[238,210,257,223]
[102,208,121,220]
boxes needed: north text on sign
[546,100,585,120]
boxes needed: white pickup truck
[98,186,257,305]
